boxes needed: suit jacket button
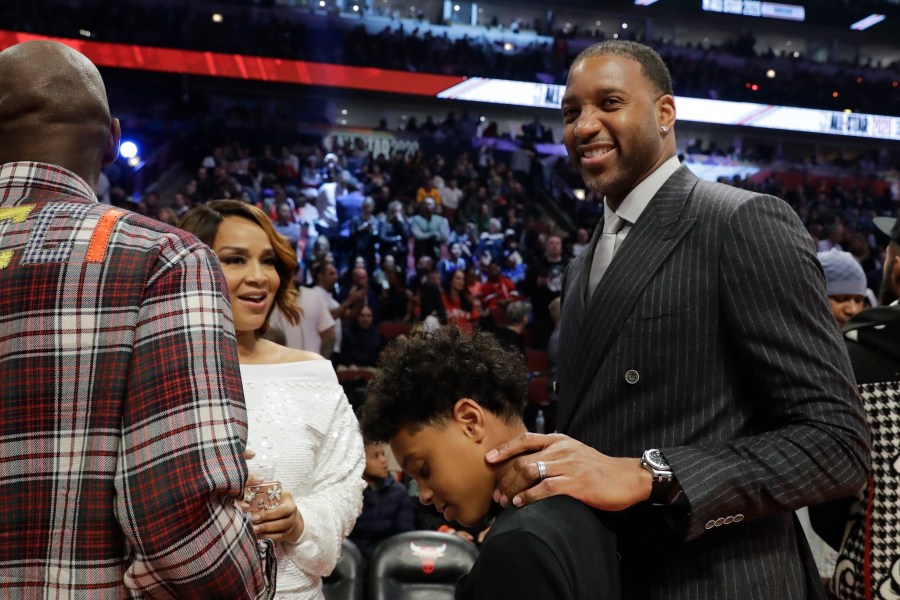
[734,514,744,523]
[724,516,734,524]
[705,520,715,530]
[625,370,640,384]
[715,518,725,527]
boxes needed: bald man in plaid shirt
[0,42,275,598]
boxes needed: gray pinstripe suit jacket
[558,165,871,599]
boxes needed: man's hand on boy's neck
[484,421,529,496]
[485,432,654,511]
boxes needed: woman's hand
[245,489,305,544]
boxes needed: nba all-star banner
[2,30,897,142]
[437,78,900,142]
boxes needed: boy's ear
[452,398,486,443]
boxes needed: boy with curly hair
[360,328,620,599]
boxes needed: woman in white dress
[180,200,365,599]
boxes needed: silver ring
[535,460,547,482]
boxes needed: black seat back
[368,531,478,600]
[323,538,364,600]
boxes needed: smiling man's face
[562,54,674,209]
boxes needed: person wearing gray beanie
[817,248,867,325]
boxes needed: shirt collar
[0,161,98,204]
[604,155,681,225]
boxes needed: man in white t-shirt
[269,286,336,358]
[438,176,463,224]
[311,261,367,356]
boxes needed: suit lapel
[557,166,700,432]
[559,218,604,330]
[557,222,603,404]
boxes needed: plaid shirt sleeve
[114,238,275,599]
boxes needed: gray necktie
[588,213,626,296]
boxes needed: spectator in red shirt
[443,269,480,331]
[481,262,520,310]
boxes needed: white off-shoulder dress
[241,360,365,599]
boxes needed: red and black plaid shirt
[0,162,274,598]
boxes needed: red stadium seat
[489,306,507,327]
[378,320,412,341]
[528,376,550,406]
[337,369,375,384]
[525,348,549,375]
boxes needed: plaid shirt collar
[0,161,98,205]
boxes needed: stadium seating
[368,531,478,600]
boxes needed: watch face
[646,449,670,470]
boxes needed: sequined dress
[241,360,365,599]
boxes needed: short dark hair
[311,259,332,283]
[573,40,673,97]
[360,327,527,443]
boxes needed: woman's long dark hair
[442,270,473,312]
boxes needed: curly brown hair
[178,200,300,334]
[360,327,527,443]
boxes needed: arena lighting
[702,0,805,21]
[212,13,223,23]
[634,0,660,5]
[119,141,139,160]
[2,30,898,142]
[850,14,885,30]
[766,69,776,78]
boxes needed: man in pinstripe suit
[486,41,871,598]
